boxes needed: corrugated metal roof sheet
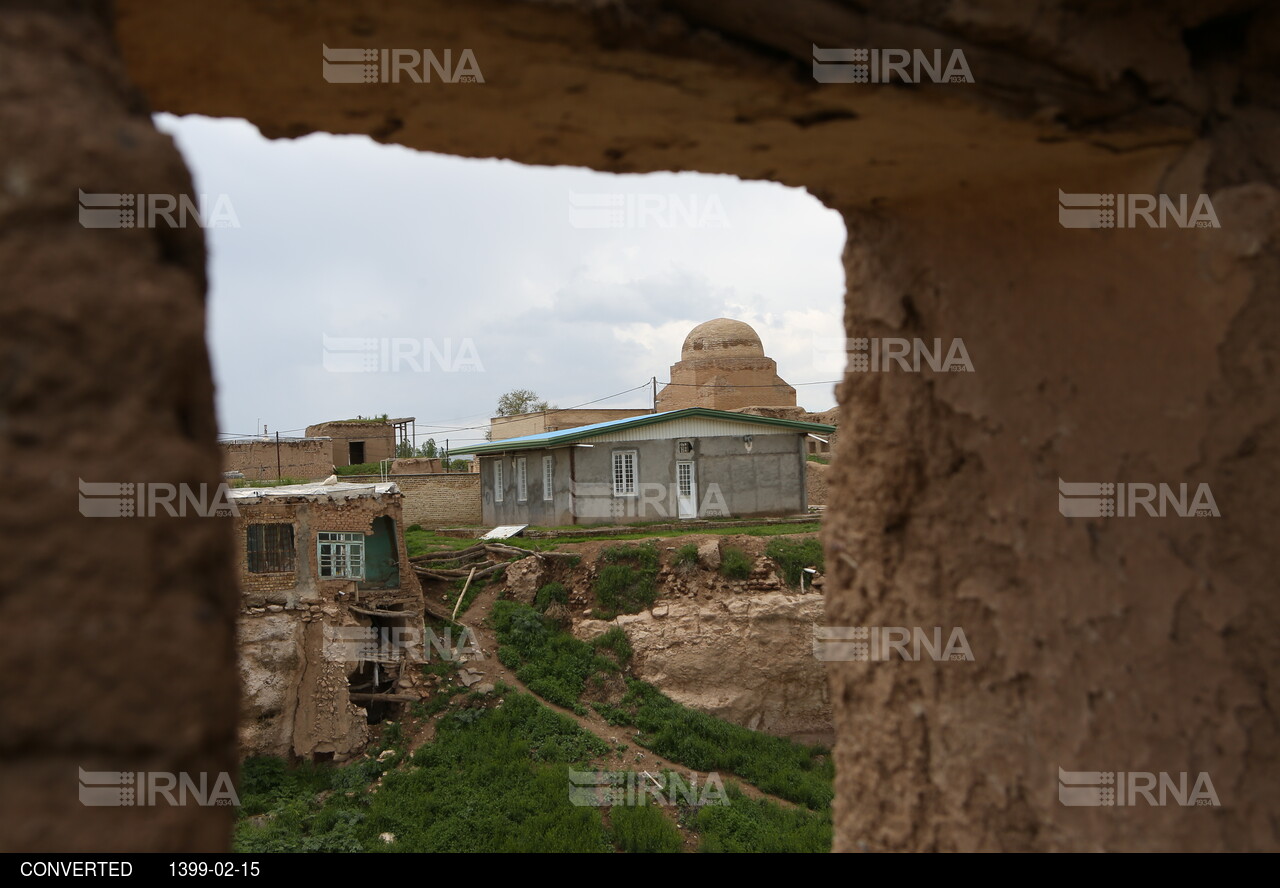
[451,408,836,455]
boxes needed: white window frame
[612,450,638,497]
[516,456,528,502]
[317,531,365,580]
[542,455,554,501]
[494,460,504,503]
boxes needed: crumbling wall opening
[347,609,413,725]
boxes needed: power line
[410,382,653,435]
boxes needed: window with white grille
[542,455,554,501]
[317,531,364,580]
[612,450,637,497]
[494,460,504,503]
[516,457,528,502]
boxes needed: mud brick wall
[220,439,334,481]
[341,474,482,528]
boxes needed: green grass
[366,693,612,852]
[611,799,685,853]
[592,626,633,668]
[806,454,830,465]
[233,726,409,853]
[595,680,833,811]
[593,542,660,618]
[594,565,658,619]
[501,524,823,550]
[406,525,822,556]
[403,527,483,557]
[236,690,615,853]
[486,602,833,813]
[335,461,390,475]
[491,602,624,709]
[765,538,825,587]
[691,783,832,852]
[674,543,699,568]
[719,546,752,580]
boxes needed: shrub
[674,543,699,569]
[594,564,657,618]
[534,582,568,613]
[765,538,825,587]
[719,546,752,580]
[591,626,633,668]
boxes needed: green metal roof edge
[450,408,837,455]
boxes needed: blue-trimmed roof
[451,408,836,455]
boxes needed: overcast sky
[155,113,847,449]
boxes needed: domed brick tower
[655,318,797,411]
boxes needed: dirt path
[435,579,803,812]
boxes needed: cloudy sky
[155,113,847,451]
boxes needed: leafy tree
[495,389,553,417]
[395,438,439,459]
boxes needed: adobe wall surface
[305,421,395,466]
[0,0,237,852]
[9,0,1275,851]
[233,493,425,759]
[220,439,334,481]
[340,474,483,529]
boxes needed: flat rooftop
[227,481,400,502]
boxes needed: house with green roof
[449,408,835,526]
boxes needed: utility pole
[652,376,657,413]
[275,431,281,480]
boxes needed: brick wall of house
[340,473,482,528]
[488,408,650,441]
[221,438,334,481]
[233,492,422,603]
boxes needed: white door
[676,461,697,519]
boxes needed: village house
[229,480,428,762]
[452,408,835,526]
[304,416,413,467]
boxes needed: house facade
[452,408,835,526]
[229,481,426,761]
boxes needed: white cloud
[155,113,847,440]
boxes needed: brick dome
[681,318,766,359]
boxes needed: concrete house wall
[479,432,807,526]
